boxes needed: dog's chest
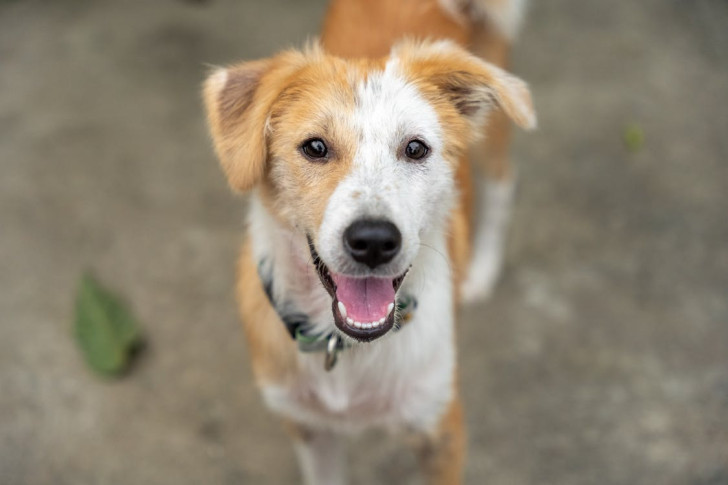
[261,322,455,432]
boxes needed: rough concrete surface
[1,0,727,483]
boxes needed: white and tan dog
[203,0,535,483]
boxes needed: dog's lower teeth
[387,302,394,315]
[337,301,347,318]
[345,317,389,331]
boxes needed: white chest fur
[249,197,456,434]
[261,302,455,434]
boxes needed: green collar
[294,294,418,353]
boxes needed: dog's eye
[404,140,429,160]
[301,138,328,159]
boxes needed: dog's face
[204,41,535,342]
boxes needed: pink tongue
[331,274,395,322]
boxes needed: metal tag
[324,333,342,371]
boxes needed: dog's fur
[203,0,535,483]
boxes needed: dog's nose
[343,220,402,269]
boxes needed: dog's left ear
[397,40,537,131]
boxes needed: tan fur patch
[206,47,392,232]
[203,52,309,192]
[258,55,387,232]
[396,40,535,133]
[237,242,298,384]
[322,0,470,58]
[417,395,467,485]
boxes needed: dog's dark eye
[404,140,429,160]
[301,138,328,159]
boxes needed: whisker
[417,243,454,276]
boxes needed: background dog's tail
[439,0,528,40]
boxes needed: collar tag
[324,334,342,371]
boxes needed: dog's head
[204,40,535,342]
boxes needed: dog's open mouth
[308,239,407,342]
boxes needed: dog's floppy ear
[203,60,271,192]
[203,52,304,192]
[397,40,537,131]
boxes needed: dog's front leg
[416,396,467,485]
[284,420,347,485]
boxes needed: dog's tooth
[337,301,347,318]
[365,323,372,329]
[387,302,394,315]
[379,317,385,325]
[346,317,354,325]
[354,321,362,328]
[371,320,378,328]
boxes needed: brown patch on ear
[398,40,537,132]
[436,71,484,118]
[203,52,307,192]
[218,62,268,128]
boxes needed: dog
[203,0,535,483]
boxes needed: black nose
[343,219,402,269]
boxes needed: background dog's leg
[461,26,516,303]
[284,420,347,485]
[416,396,466,485]
[461,169,515,303]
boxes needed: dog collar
[257,259,417,370]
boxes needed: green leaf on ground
[623,123,645,153]
[74,273,142,376]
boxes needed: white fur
[206,68,228,93]
[437,0,528,40]
[460,175,515,303]
[316,57,455,280]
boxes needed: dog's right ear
[203,60,271,192]
[204,54,305,192]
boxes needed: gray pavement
[1,0,727,483]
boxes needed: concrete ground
[1,0,727,483]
